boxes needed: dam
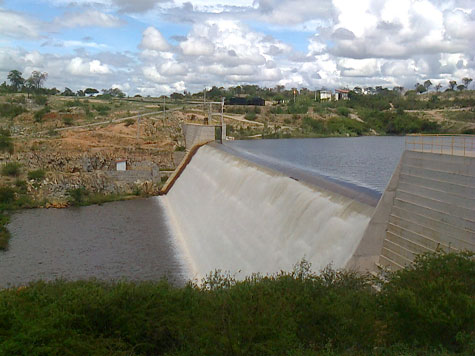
[1,136,472,287]
[162,134,474,279]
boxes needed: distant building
[335,89,349,100]
[116,159,127,171]
[227,97,265,106]
[319,90,332,101]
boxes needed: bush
[62,116,74,126]
[0,103,25,119]
[33,95,48,106]
[337,106,350,117]
[33,107,50,123]
[14,179,27,193]
[0,252,472,354]
[245,111,257,121]
[0,253,475,356]
[124,118,135,127]
[27,169,46,181]
[0,186,15,203]
[12,95,26,104]
[380,251,475,352]
[67,187,88,206]
[0,129,14,154]
[1,162,21,177]
[93,104,111,115]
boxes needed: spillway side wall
[348,150,475,273]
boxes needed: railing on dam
[405,134,475,157]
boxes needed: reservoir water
[1,137,406,286]
[225,136,405,195]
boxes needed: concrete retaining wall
[182,124,215,150]
[104,168,160,184]
[348,150,475,272]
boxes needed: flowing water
[163,145,374,280]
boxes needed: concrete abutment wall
[347,150,475,272]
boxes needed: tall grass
[0,252,473,355]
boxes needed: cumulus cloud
[1,0,474,93]
[140,27,170,51]
[67,57,111,76]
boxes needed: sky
[0,0,474,96]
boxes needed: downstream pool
[0,198,186,288]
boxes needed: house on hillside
[335,89,349,100]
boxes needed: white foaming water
[162,145,373,280]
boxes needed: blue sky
[0,0,473,95]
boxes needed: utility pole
[163,95,167,127]
[221,97,226,143]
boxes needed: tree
[462,77,472,89]
[449,80,457,90]
[435,83,442,92]
[415,83,427,94]
[7,70,24,92]
[423,80,432,91]
[457,84,465,91]
[84,88,99,96]
[62,87,75,96]
[26,71,48,90]
[170,92,184,100]
[77,89,85,97]
[102,88,125,98]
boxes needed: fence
[405,134,475,157]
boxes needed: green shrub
[245,111,257,121]
[14,179,27,193]
[337,106,350,117]
[0,252,471,354]
[93,104,111,115]
[0,186,15,203]
[33,95,48,106]
[27,169,45,181]
[380,251,475,352]
[62,116,74,126]
[67,187,88,206]
[124,118,135,127]
[0,129,14,154]
[1,162,21,177]
[12,95,26,104]
[0,103,25,119]
[175,145,185,152]
[0,217,10,250]
[33,107,50,122]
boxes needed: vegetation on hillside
[0,251,473,355]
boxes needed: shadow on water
[0,197,186,289]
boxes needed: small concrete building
[319,90,332,101]
[116,159,127,171]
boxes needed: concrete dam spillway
[162,144,374,279]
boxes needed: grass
[0,252,472,355]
